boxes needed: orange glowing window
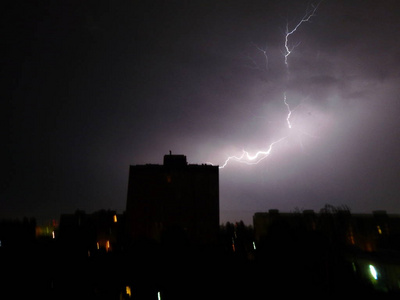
[126,286,131,297]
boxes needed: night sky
[3,0,400,224]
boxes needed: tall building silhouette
[126,153,219,245]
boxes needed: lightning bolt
[284,3,320,68]
[283,92,292,129]
[219,137,287,169]
[282,2,320,129]
[254,43,269,71]
[217,2,320,169]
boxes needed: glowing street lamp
[369,264,378,280]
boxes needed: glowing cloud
[217,2,321,169]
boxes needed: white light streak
[284,3,320,67]
[369,265,378,280]
[215,3,320,169]
[283,92,292,129]
[219,137,287,169]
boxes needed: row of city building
[254,206,400,252]
[253,207,400,294]
[10,205,397,255]
[3,205,400,254]
[3,206,400,296]
[2,154,400,297]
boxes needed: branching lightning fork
[284,3,320,67]
[283,2,320,128]
[219,137,287,169]
[217,2,320,169]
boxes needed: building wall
[126,155,219,245]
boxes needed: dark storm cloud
[3,0,400,223]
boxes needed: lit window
[126,286,131,297]
[113,214,118,223]
[377,226,382,234]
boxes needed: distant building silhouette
[253,208,400,294]
[253,208,400,252]
[0,218,36,249]
[126,153,219,245]
[59,209,122,255]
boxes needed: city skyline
[3,0,400,224]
